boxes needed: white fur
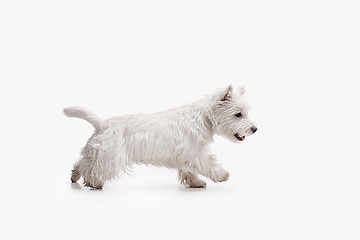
[65,85,257,189]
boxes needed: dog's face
[211,85,257,143]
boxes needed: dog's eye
[235,112,242,117]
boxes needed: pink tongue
[241,136,245,140]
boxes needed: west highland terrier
[64,85,257,189]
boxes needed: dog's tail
[63,107,103,131]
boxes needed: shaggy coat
[64,85,257,189]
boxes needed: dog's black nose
[251,126,257,133]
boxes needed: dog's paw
[188,179,207,188]
[180,171,207,188]
[212,170,230,183]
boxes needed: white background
[1,0,359,239]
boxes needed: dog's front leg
[205,166,230,183]
[191,154,230,183]
[178,170,207,188]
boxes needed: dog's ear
[221,85,233,101]
[239,86,246,95]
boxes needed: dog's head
[210,85,257,142]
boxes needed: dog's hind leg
[71,163,81,183]
[178,170,207,188]
[81,161,105,190]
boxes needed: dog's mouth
[234,133,245,141]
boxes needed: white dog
[64,85,257,189]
